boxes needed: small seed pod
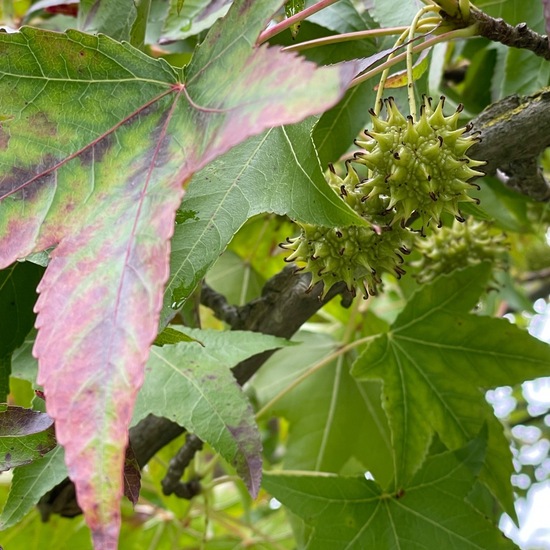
[280,222,412,298]
[412,217,508,284]
[327,163,393,227]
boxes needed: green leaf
[0,0,14,26]
[0,446,67,530]
[252,331,393,486]
[458,44,496,114]
[130,0,152,49]
[263,435,518,550]
[153,326,203,346]
[371,0,417,27]
[502,47,550,96]
[351,264,550,518]
[10,331,37,386]
[384,49,430,89]
[133,328,293,496]
[206,249,267,306]
[78,0,138,43]
[0,262,43,401]
[145,0,171,44]
[476,0,550,96]
[0,405,56,471]
[313,80,376,166]
[162,119,363,322]
[475,177,532,233]
[159,0,231,42]
[476,0,544,28]
[306,0,375,34]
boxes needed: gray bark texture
[470,88,550,201]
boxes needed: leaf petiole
[407,5,441,120]
[350,25,478,89]
[257,0,341,44]
[282,26,409,53]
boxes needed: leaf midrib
[1,88,175,201]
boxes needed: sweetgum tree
[0,0,550,548]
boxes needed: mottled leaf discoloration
[133,329,292,497]
[0,406,56,471]
[0,1,360,546]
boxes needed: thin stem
[255,333,379,419]
[350,26,477,89]
[198,453,220,479]
[407,6,440,120]
[239,263,251,306]
[201,475,241,490]
[257,0,341,44]
[282,26,409,52]
[147,524,166,550]
[374,27,410,115]
[417,16,444,28]
[203,508,291,550]
[282,18,439,54]
[201,491,211,548]
[372,24,439,115]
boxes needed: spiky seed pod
[281,223,411,298]
[412,218,508,284]
[327,163,394,227]
[354,96,485,229]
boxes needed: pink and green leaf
[0,0,359,546]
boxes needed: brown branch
[161,434,203,498]
[469,88,550,201]
[439,5,550,202]
[229,267,352,384]
[37,268,349,519]
[441,7,550,61]
[469,9,550,60]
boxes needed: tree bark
[37,269,350,518]
[470,88,550,201]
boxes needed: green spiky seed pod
[412,218,508,284]
[354,96,485,229]
[326,163,393,227]
[281,223,411,298]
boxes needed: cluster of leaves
[0,0,550,549]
